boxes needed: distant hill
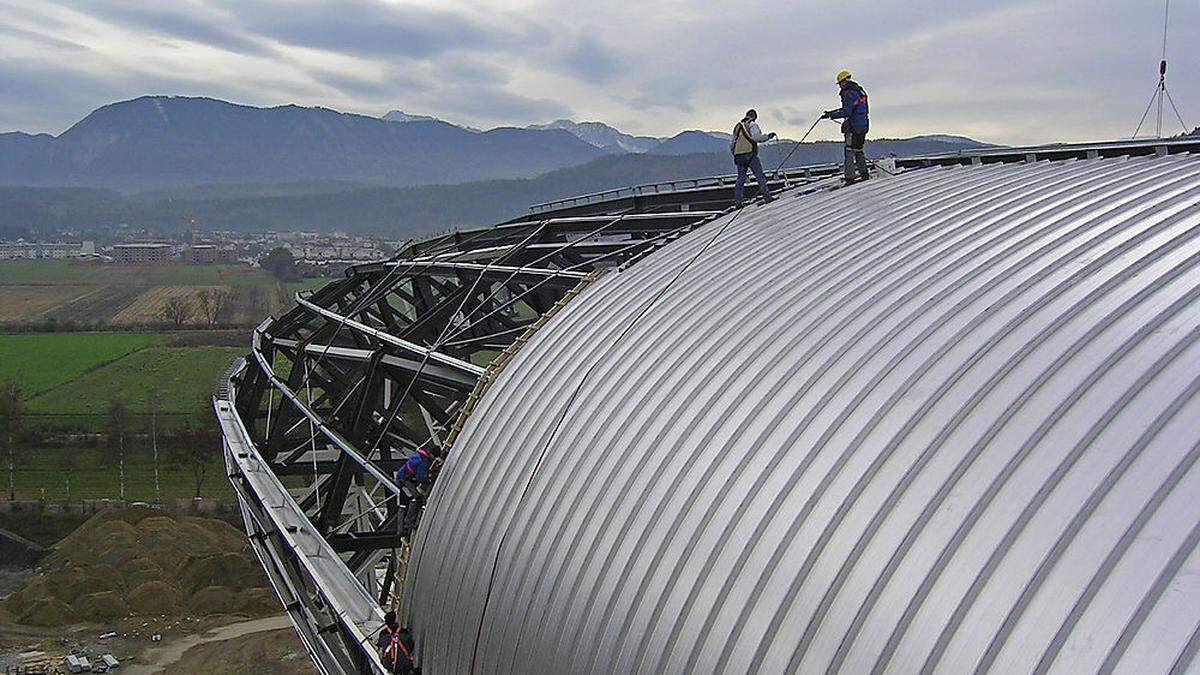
[907,134,992,147]
[0,96,607,192]
[383,110,481,132]
[649,130,732,155]
[0,132,53,179]
[528,120,660,153]
[1,135,991,237]
[381,110,442,124]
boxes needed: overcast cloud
[0,0,1195,144]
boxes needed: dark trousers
[734,154,772,203]
[844,129,869,181]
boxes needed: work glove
[821,110,836,119]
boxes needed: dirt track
[124,615,309,674]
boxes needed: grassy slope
[27,345,245,414]
[280,278,330,309]
[0,332,169,395]
[1,337,240,502]
[11,445,232,501]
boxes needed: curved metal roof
[406,152,1200,674]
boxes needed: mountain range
[0,96,994,236]
[0,96,991,195]
[387,112,739,155]
[0,97,613,192]
[527,120,661,153]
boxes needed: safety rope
[770,116,823,180]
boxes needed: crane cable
[1133,0,1190,138]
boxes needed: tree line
[1,380,219,503]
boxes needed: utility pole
[149,384,162,504]
[1,382,25,502]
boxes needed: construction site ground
[0,507,312,673]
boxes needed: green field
[0,332,169,395]
[1,333,243,504]
[281,278,333,309]
[0,332,243,422]
[10,445,231,502]
[25,345,244,415]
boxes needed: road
[124,615,293,674]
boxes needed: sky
[0,0,1196,145]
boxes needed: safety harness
[382,625,411,667]
[852,90,869,117]
[845,84,869,121]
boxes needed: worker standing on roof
[730,109,776,206]
[822,70,870,184]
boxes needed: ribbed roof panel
[406,153,1200,674]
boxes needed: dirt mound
[17,597,73,626]
[120,556,169,588]
[75,590,126,620]
[235,588,280,616]
[9,563,124,610]
[127,580,182,616]
[187,586,238,615]
[177,552,264,596]
[4,507,277,627]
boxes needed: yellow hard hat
[836,70,853,83]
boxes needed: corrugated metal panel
[405,153,1200,674]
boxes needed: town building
[0,240,93,260]
[183,244,219,264]
[111,243,174,264]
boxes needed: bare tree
[1,381,26,501]
[196,288,230,326]
[159,296,192,327]
[105,398,131,501]
[63,450,76,503]
[172,419,217,499]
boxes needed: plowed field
[0,261,291,327]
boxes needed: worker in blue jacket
[396,447,435,531]
[401,447,434,484]
[822,70,870,184]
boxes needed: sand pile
[4,508,278,626]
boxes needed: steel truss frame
[218,137,1200,674]
[218,210,722,673]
